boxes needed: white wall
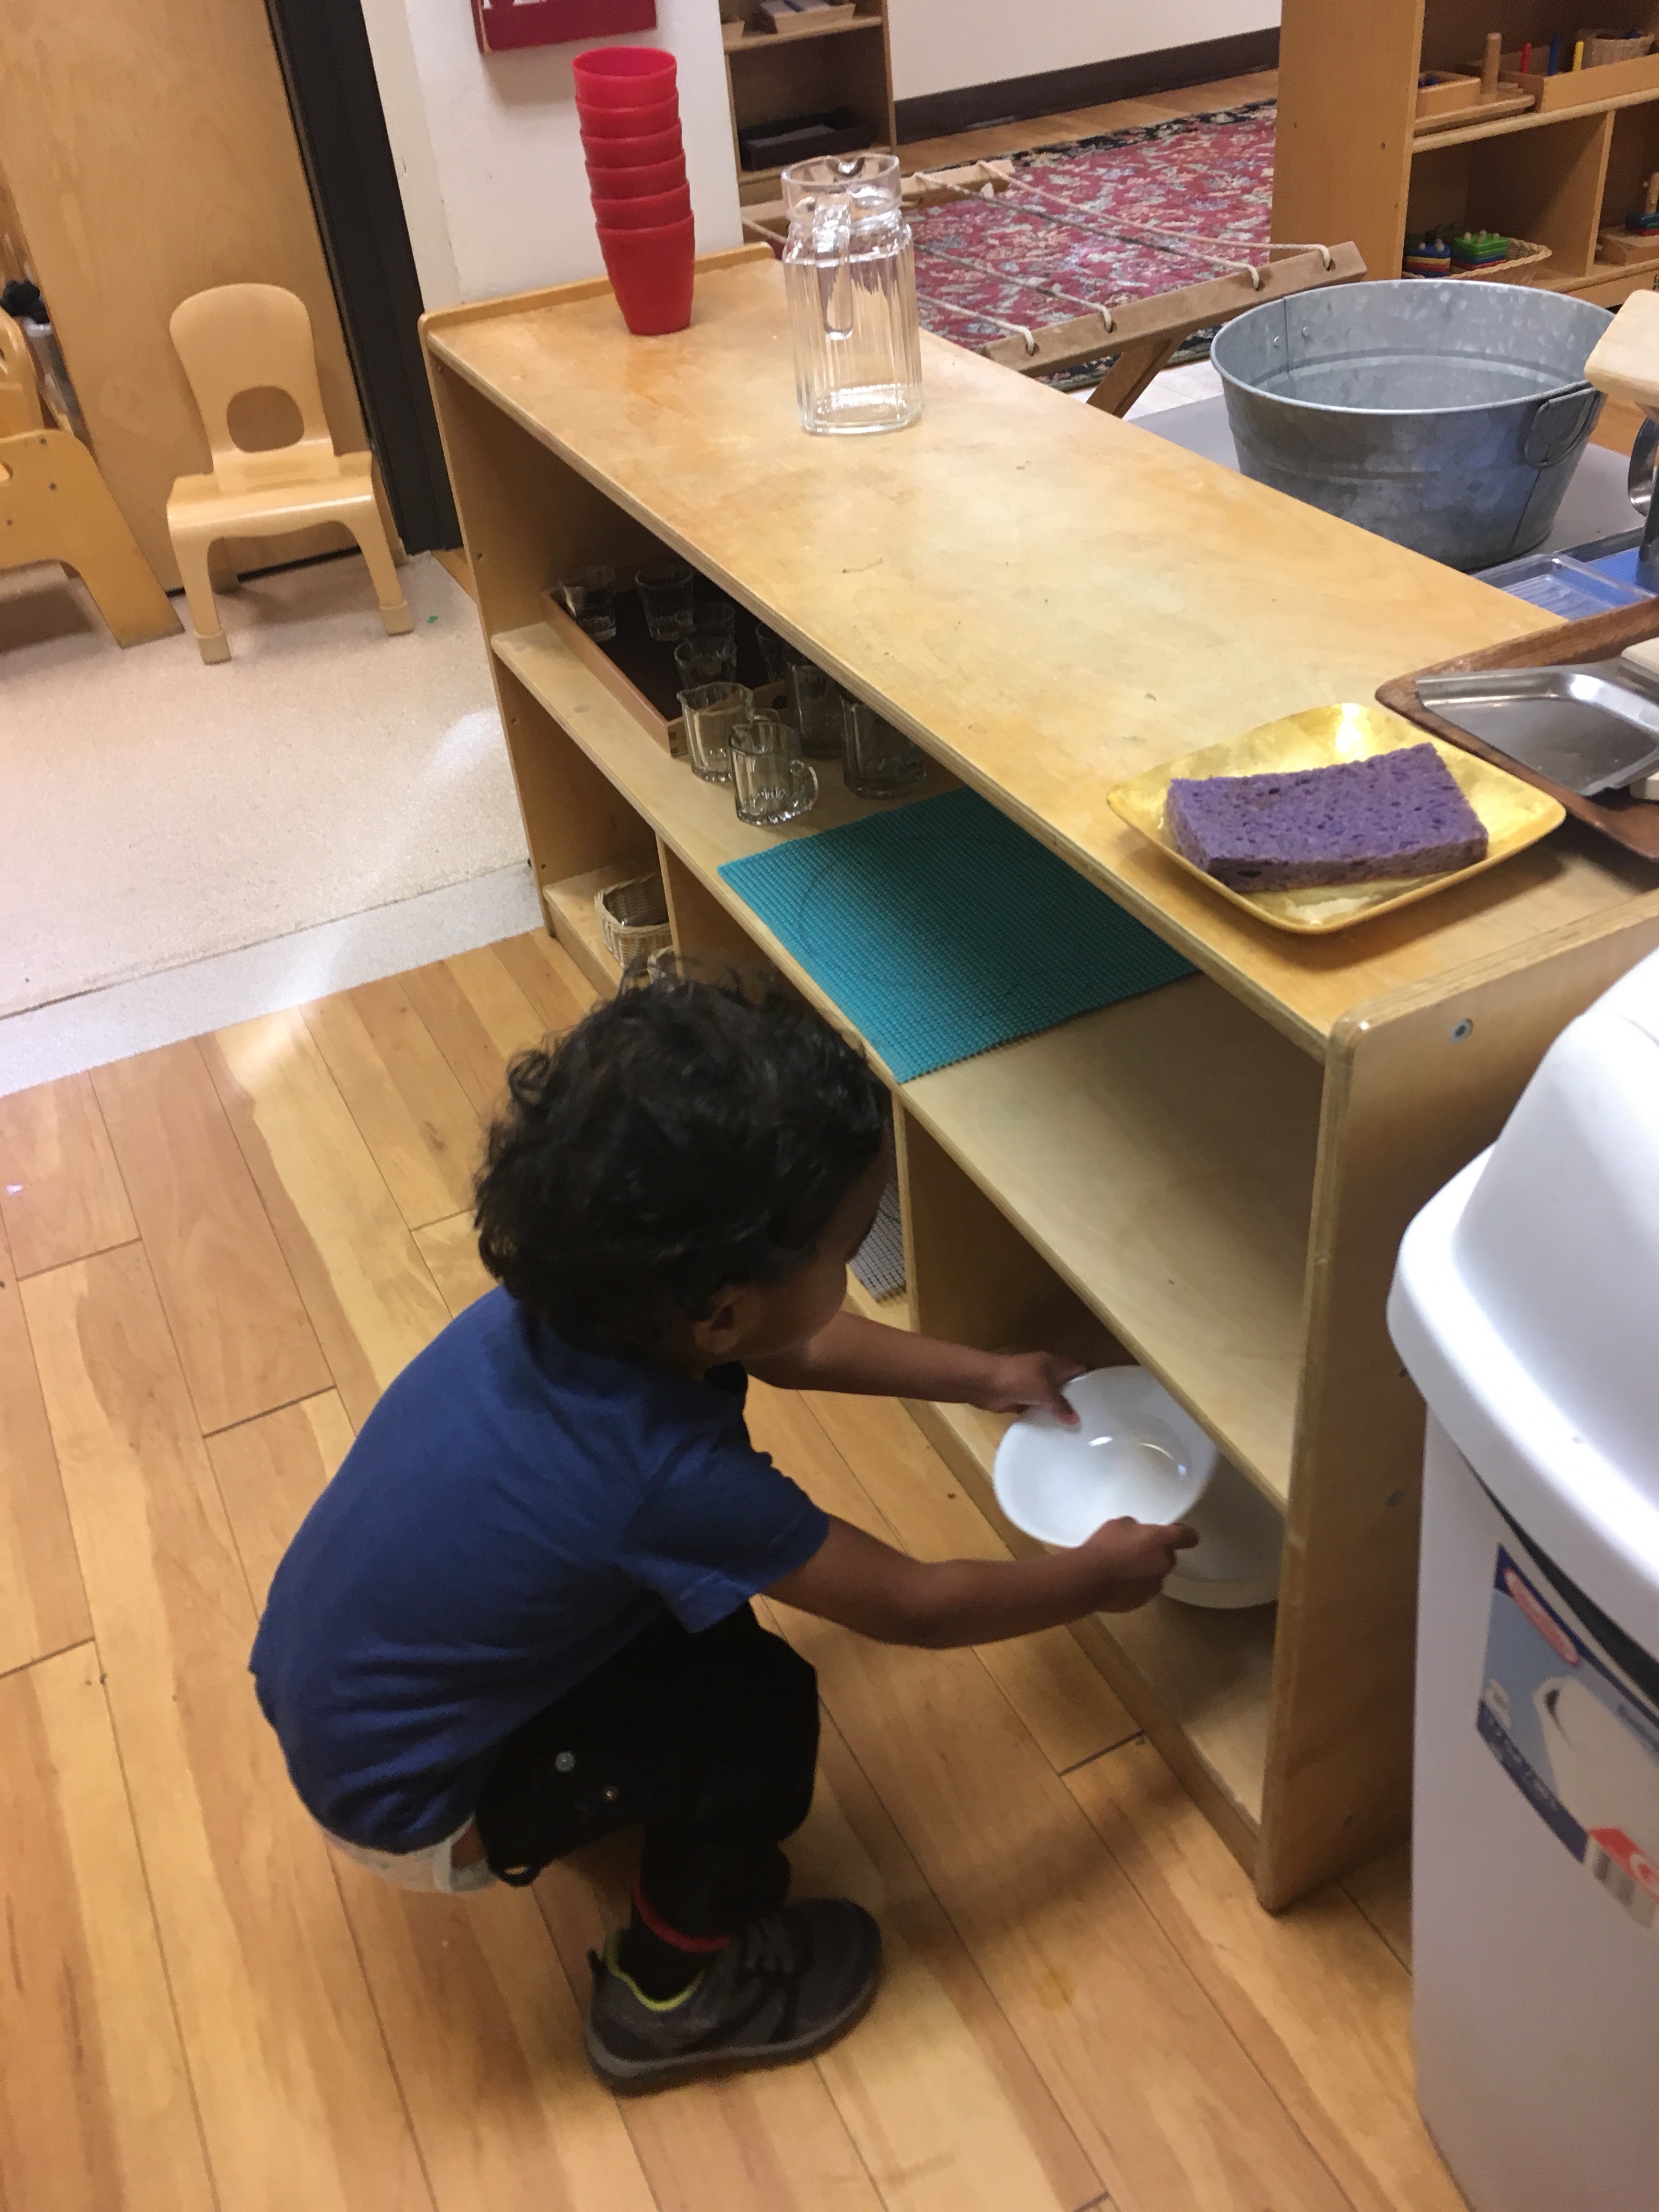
[359,0,742,308]
[887,0,1280,104]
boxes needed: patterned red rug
[911,101,1276,356]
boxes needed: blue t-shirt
[250,1287,829,1852]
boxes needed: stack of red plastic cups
[576,48,694,336]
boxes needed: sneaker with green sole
[584,1898,881,2090]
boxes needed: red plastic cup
[576,95,679,138]
[597,216,695,336]
[592,186,692,230]
[585,154,687,198]
[573,47,677,104]
[580,122,682,166]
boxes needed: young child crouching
[251,972,1194,2090]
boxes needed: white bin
[1389,948,1659,2212]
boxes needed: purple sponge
[1164,744,1488,892]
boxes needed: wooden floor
[899,68,1278,173]
[0,924,1460,2212]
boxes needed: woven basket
[1443,236,1552,284]
[1581,31,1655,66]
[596,872,673,967]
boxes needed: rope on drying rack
[907,181,1338,354]
[941,178,1335,291]
[916,236,1118,337]
[914,290,1041,354]
[905,162,1007,201]
[1003,185,1273,285]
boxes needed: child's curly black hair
[475,970,888,1353]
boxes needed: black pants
[473,1604,819,1938]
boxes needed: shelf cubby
[1407,106,1611,277]
[898,1107,1281,1841]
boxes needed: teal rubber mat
[717,787,1194,1081]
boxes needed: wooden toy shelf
[720,1,896,206]
[422,247,1659,1908]
[1276,1,1659,303]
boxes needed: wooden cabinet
[1276,0,1659,300]
[422,249,1659,1907]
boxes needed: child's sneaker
[584,1898,881,2090]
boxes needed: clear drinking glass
[785,659,846,759]
[675,632,738,685]
[754,619,792,681]
[842,697,927,798]
[678,681,751,782]
[558,564,617,640]
[690,599,737,636]
[636,559,694,640]
[731,713,819,826]
[782,152,923,436]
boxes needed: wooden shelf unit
[422,249,1659,1907]
[720,1,897,207]
[1276,0,1659,304]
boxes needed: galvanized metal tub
[1211,280,1611,571]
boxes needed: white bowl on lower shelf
[992,1365,1283,1610]
[1163,1457,1282,1610]
[992,1366,1215,1548]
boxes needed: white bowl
[993,1366,1216,1548]
[1163,1457,1283,1610]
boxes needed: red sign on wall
[472,0,657,53]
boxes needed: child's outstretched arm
[766,1513,1197,1648]
[748,1310,1084,1425]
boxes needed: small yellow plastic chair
[167,283,413,664]
[0,311,45,436]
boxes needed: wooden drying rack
[742,161,1366,411]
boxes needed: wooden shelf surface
[495,617,1317,1504]
[1410,77,1659,153]
[429,261,1643,1060]
[916,1397,1276,1830]
[726,14,884,53]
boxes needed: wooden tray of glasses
[1377,596,1659,860]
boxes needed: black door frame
[263,0,459,554]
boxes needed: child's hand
[975,1349,1087,1426]
[1071,1515,1199,1612]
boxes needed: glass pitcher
[781,153,923,436]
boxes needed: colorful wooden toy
[1448,228,1511,267]
[1404,232,1454,276]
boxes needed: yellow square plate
[1107,703,1566,935]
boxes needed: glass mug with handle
[841,697,927,799]
[730,712,819,826]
